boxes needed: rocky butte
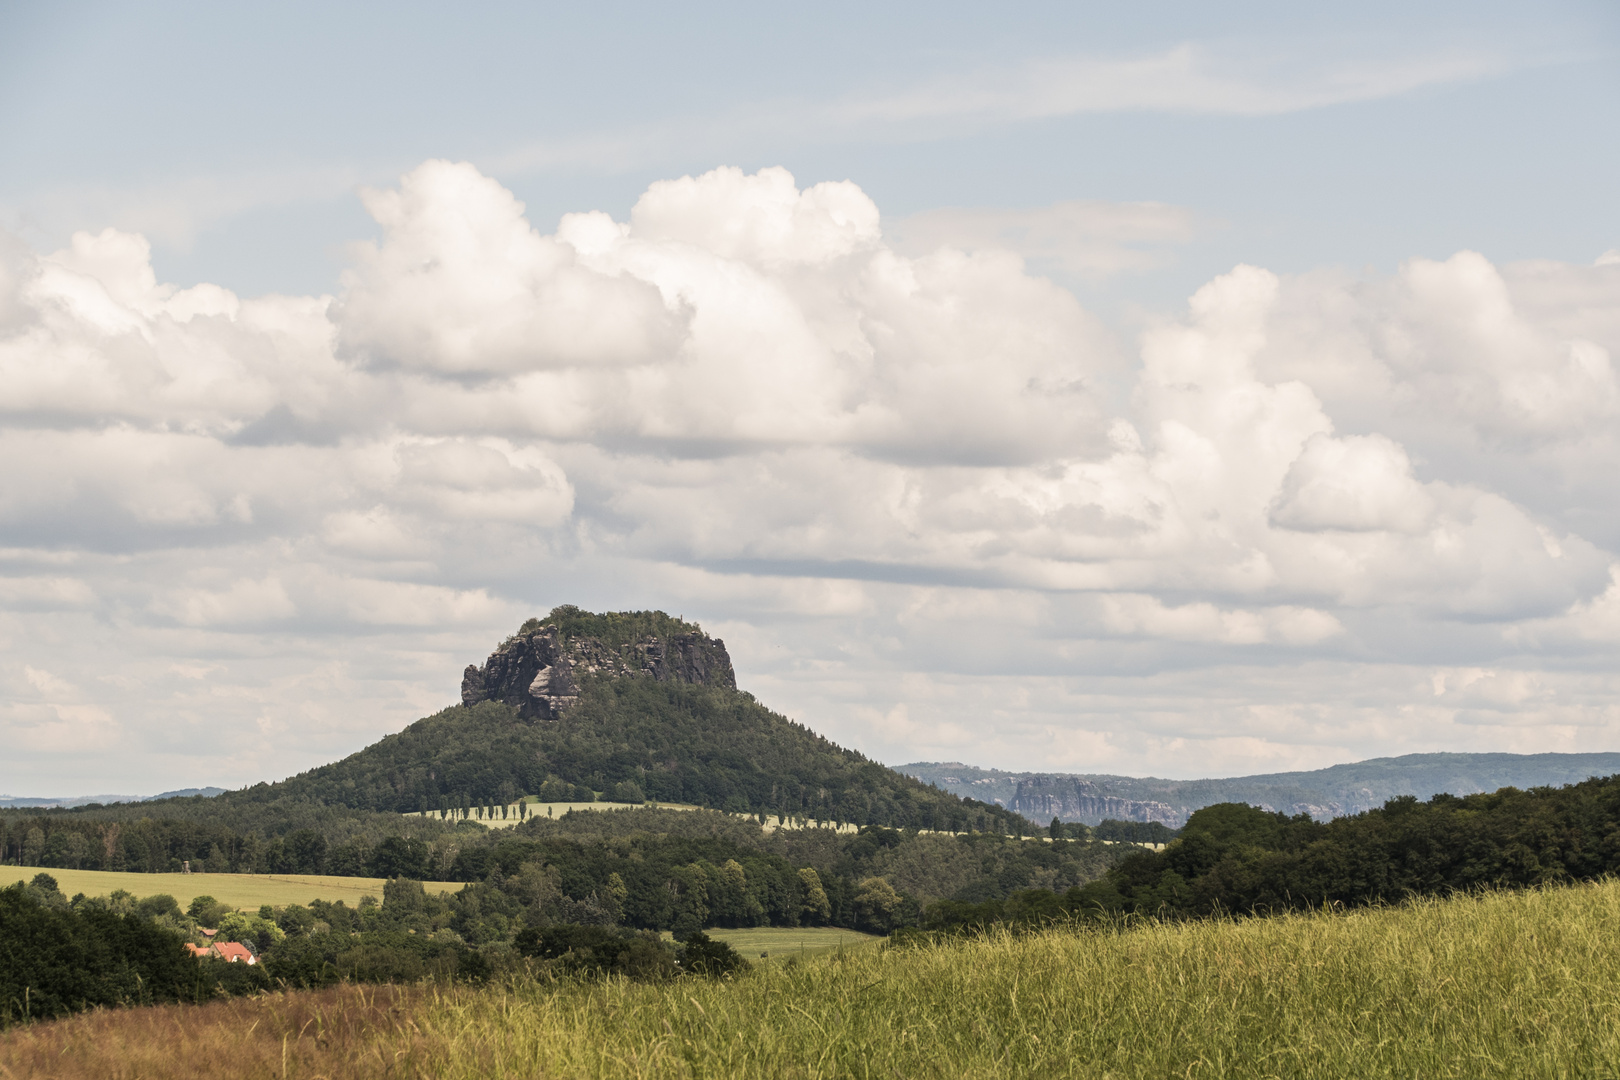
[460,617,737,721]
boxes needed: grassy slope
[2,867,463,910]
[9,880,1619,1078]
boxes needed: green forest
[920,772,1620,933]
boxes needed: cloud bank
[2,161,1618,791]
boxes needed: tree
[677,931,746,978]
[604,872,629,922]
[798,867,831,925]
[852,877,903,934]
[286,829,328,874]
[669,863,710,937]
[369,837,431,880]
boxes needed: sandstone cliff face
[460,623,737,721]
[1009,784,1183,828]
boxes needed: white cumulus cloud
[0,160,1617,791]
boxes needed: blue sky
[5,1,1615,297]
[1,2,1618,793]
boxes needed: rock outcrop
[461,621,737,721]
[1009,784,1183,828]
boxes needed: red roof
[184,943,210,958]
[211,942,256,964]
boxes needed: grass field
[7,879,1620,1078]
[0,867,464,910]
[684,926,883,961]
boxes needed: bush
[538,778,595,803]
[513,924,677,980]
[0,884,200,1025]
[136,894,181,920]
[677,932,747,978]
[607,780,646,804]
[197,957,271,997]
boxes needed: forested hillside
[226,609,1025,834]
[920,772,1620,932]
[236,685,1017,832]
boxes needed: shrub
[513,925,677,981]
[607,780,646,804]
[676,932,747,978]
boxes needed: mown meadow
[0,868,463,911]
[6,878,1618,1079]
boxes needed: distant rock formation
[1008,781,1182,828]
[461,621,737,721]
[905,751,1620,828]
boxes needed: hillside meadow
[0,868,463,911]
[5,879,1619,1079]
[687,925,881,961]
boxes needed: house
[184,943,211,958]
[209,941,257,964]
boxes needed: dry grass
[0,984,429,1080]
[2,869,463,910]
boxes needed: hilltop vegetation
[241,675,1021,832]
[520,605,704,649]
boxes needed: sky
[1,1,1619,795]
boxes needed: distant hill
[901,753,1620,827]
[228,608,1026,834]
[0,787,226,810]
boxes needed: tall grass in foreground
[0,984,423,1080]
[407,882,1620,1080]
[6,881,1620,1079]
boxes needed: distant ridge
[901,752,1620,827]
[0,787,226,810]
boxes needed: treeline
[1,801,1127,931]
[0,878,265,1025]
[0,806,1140,1026]
[478,809,1122,928]
[918,773,1620,933]
[224,679,1027,834]
[0,806,476,877]
[0,873,745,1027]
